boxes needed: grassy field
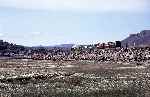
[0,59,150,97]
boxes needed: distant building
[115,41,121,47]
[108,42,116,48]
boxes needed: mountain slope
[121,30,150,47]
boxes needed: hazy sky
[0,0,150,46]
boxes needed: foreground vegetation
[0,59,150,97]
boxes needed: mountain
[53,44,74,48]
[121,30,150,47]
[32,44,75,51]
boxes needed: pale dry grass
[0,59,150,97]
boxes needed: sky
[0,0,150,46]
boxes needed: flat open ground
[0,59,150,97]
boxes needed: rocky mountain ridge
[121,30,150,47]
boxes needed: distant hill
[121,30,150,47]
[53,44,74,48]
[32,44,75,51]
[0,40,25,56]
[33,44,74,48]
